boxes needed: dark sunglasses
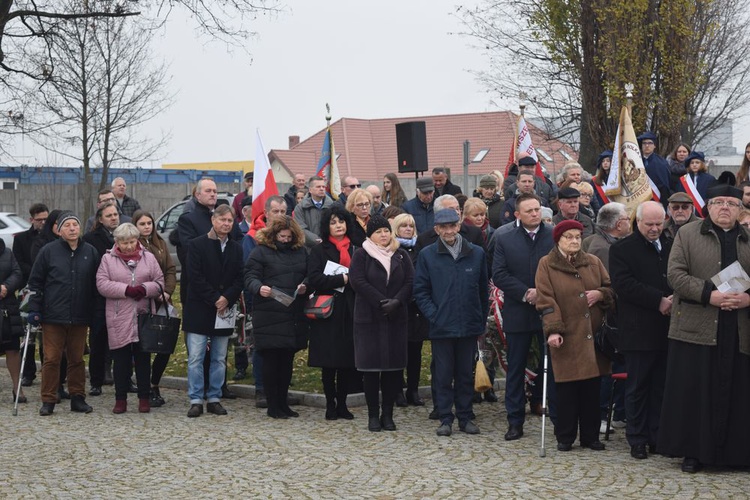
[348,184,362,189]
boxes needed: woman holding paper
[307,206,357,420]
[245,216,309,419]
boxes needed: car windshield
[7,214,30,229]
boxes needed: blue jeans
[432,336,477,425]
[187,333,229,404]
[505,330,557,426]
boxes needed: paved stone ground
[1,370,747,499]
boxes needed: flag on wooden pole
[314,126,341,200]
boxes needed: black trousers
[555,376,600,445]
[624,351,667,447]
[404,340,423,393]
[111,342,150,401]
[88,313,109,387]
[151,353,170,386]
[260,349,295,411]
[363,371,400,417]
[322,367,356,405]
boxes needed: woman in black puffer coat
[244,216,308,419]
[0,239,25,403]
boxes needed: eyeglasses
[348,184,362,189]
[669,203,693,211]
[355,202,371,209]
[33,217,48,223]
[641,141,655,146]
[579,193,592,199]
[708,200,741,208]
[560,234,582,241]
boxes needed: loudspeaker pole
[462,140,471,195]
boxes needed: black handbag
[138,288,181,354]
[594,317,623,363]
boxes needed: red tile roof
[268,111,578,182]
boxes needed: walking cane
[13,323,32,416]
[539,336,550,457]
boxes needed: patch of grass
[163,285,434,393]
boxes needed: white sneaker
[599,420,614,434]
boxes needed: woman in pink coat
[96,223,164,414]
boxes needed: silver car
[0,212,31,248]
[155,193,235,274]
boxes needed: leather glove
[125,285,147,301]
[380,299,401,315]
[28,311,42,327]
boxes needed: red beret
[553,219,584,244]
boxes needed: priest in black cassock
[661,184,750,473]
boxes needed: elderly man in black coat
[609,201,673,460]
[183,205,244,418]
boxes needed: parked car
[156,193,235,274]
[0,212,31,248]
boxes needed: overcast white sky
[9,0,749,167]
[143,0,494,166]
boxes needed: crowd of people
[5,137,750,475]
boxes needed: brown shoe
[530,402,544,416]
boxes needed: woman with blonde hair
[391,213,426,406]
[462,197,494,243]
[345,188,374,246]
[350,215,414,431]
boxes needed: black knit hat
[366,214,391,237]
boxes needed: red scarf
[114,242,142,263]
[329,236,352,267]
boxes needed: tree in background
[459,0,750,170]
[19,1,173,220]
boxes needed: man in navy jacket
[492,193,557,441]
[414,209,489,437]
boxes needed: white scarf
[363,238,394,281]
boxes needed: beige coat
[667,218,750,355]
[535,249,614,383]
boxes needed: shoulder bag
[138,287,181,354]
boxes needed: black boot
[266,390,287,419]
[367,403,381,432]
[380,406,396,431]
[395,390,408,408]
[279,386,299,418]
[406,390,425,406]
[70,395,93,413]
[39,402,55,416]
[336,384,354,420]
[325,398,338,420]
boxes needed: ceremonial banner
[314,127,341,201]
[606,106,653,213]
[504,115,544,179]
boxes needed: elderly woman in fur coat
[535,219,614,452]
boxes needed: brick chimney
[289,135,300,149]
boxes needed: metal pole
[463,140,470,195]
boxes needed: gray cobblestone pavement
[1,369,747,499]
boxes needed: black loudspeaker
[396,121,428,173]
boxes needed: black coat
[401,243,429,342]
[27,239,99,326]
[82,225,114,258]
[0,240,23,339]
[436,179,462,197]
[609,230,673,351]
[182,233,244,336]
[244,241,308,351]
[349,246,413,371]
[12,227,39,285]
[306,240,355,368]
